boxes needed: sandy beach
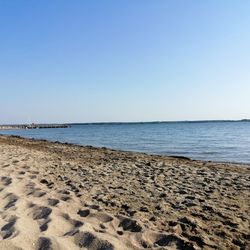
[0,135,249,250]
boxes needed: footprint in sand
[57,190,72,202]
[117,216,143,233]
[36,237,52,250]
[40,179,54,189]
[22,165,30,170]
[39,218,51,232]
[0,215,18,240]
[32,206,52,232]
[77,209,90,217]
[74,231,114,250]
[152,233,195,249]
[29,175,37,179]
[4,193,18,210]
[2,164,10,169]
[0,176,12,186]
[32,189,47,198]
[25,181,47,198]
[89,211,114,224]
[33,206,52,220]
[62,213,83,227]
[47,198,59,206]
[62,213,84,236]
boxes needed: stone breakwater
[0,124,70,130]
[0,135,249,249]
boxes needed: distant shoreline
[70,119,250,125]
[1,119,249,127]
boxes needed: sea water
[1,121,250,164]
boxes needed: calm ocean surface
[1,122,250,164]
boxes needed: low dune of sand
[0,135,249,249]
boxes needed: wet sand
[0,135,249,249]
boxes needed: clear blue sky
[0,1,249,123]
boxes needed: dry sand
[0,135,249,250]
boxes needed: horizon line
[1,119,250,126]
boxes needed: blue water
[1,122,250,164]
